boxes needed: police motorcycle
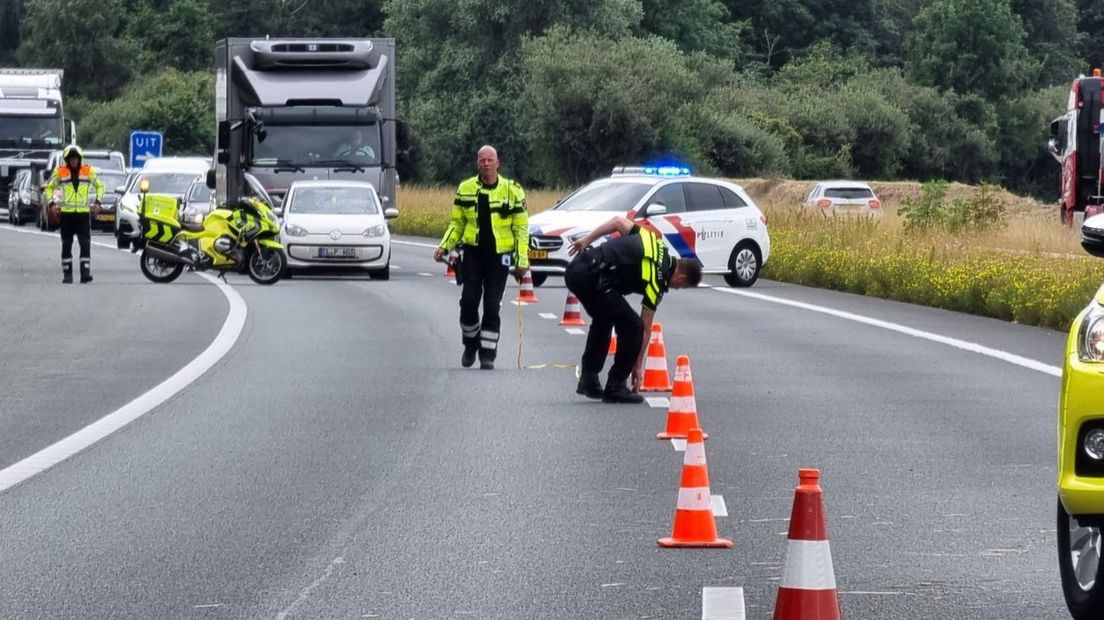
[136,183,286,285]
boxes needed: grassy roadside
[393,180,1104,330]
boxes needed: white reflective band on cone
[645,356,667,370]
[779,540,837,590]
[676,486,713,511]
[675,366,691,382]
[684,441,706,466]
[669,395,696,413]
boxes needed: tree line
[0,0,1098,196]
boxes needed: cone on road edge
[658,427,731,548]
[640,323,672,392]
[516,270,538,303]
[607,330,617,355]
[559,293,586,326]
[773,468,840,620]
[657,355,707,440]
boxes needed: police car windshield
[555,180,653,212]
[130,173,199,195]
[289,187,379,215]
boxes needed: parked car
[527,165,771,288]
[1057,213,1104,619]
[179,180,214,229]
[90,169,128,232]
[802,181,882,216]
[114,169,204,250]
[278,180,397,279]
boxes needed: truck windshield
[0,115,64,146]
[555,180,654,212]
[252,124,383,167]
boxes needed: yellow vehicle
[1057,216,1104,618]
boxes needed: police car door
[681,182,733,270]
[638,182,695,261]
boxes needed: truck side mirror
[1082,214,1104,258]
[216,121,231,165]
[1049,118,1069,159]
[65,120,76,144]
[206,168,216,190]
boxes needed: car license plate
[529,249,548,260]
[318,247,357,258]
[96,213,115,222]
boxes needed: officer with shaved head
[435,146,529,369]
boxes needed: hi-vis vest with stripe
[45,165,105,213]
[439,175,530,268]
[639,227,669,310]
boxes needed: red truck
[1050,69,1104,227]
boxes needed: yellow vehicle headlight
[1079,304,1104,362]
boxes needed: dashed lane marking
[671,439,687,452]
[711,494,728,517]
[418,272,432,277]
[538,313,558,320]
[646,397,670,408]
[701,587,745,620]
[564,328,586,335]
[713,288,1062,377]
[0,227,248,494]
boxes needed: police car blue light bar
[611,165,692,177]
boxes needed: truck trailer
[211,38,398,210]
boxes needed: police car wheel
[724,242,760,288]
[530,273,548,288]
[1059,498,1104,619]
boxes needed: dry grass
[393,185,565,238]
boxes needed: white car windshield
[555,180,653,212]
[289,187,380,215]
[188,184,213,202]
[130,173,199,195]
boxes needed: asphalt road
[0,228,1072,618]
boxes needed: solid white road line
[711,494,728,517]
[713,288,1063,377]
[701,587,745,620]
[0,228,248,494]
[391,239,439,249]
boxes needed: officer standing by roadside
[434,145,529,369]
[565,216,702,403]
[46,145,104,283]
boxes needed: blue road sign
[129,131,163,169]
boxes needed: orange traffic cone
[773,469,840,620]
[607,331,617,356]
[516,270,538,303]
[657,355,708,440]
[640,323,672,392]
[559,293,586,326]
[658,427,731,548]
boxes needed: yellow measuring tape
[516,293,580,375]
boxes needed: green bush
[900,181,1007,233]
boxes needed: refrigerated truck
[211,38,398,210]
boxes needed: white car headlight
[1079,304,1104,362]
[285,223,308,237]
[364,224,386,238]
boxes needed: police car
[527,166,770,287]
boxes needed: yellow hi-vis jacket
[45,165,105,214]
[438,175,530,269]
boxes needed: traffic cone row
[657,355,707,440]
[641,323,672,392]
[658,427,731,548]
[559,293,586,326]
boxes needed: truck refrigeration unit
[211,38,398,209]
[0,69,75,214]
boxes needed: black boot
[603,380,644,404]
[576,372,603,399]
[479,350,495,370]
[79,265,93,284]
[62,267,72,284]
[461,344,478,368]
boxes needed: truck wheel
[1059,498,1104,619]
[530,273,548,288]
[724,242,761,288]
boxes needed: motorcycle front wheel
[139,249,185,283]
[248,247,286,285]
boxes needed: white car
[802,181,882,216]
[113,169,204,249]
[279,180,397,279]
[527,166,771,287]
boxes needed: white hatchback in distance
[802,181,882,216]
[527,166,771,287]
[279,180,397,279]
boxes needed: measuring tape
[516,292,580,376]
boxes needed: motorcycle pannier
[141,194,181,243]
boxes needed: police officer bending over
[566,216,702,403]
[434,145,529,370]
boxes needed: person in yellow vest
[433,145,529,370]
[45,145,104,283]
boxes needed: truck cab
[1050,71,1104,227]
[0,69,75,214]
[211,39,397,211]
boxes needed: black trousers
[459,246,509,359]
[564,254,644,386]
[59,212,91,271]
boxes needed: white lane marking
[418,272,432,277]
[539,312,557,320]
[392,239,438,249]
[565,327,586,335]
[0,269,247,494]
[711,494,728,517]
[391,265,402,270]
[702,587,745,620]
[510,300,533,306]
[713,288,1063,377]
[671,438,687,452]
[646,396,670,408]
